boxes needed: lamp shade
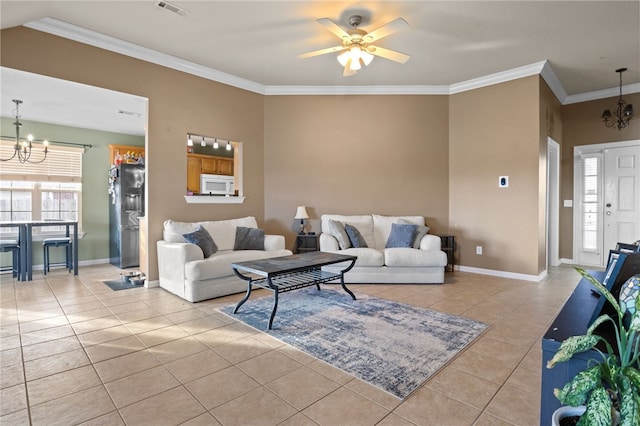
[294,206,309,220]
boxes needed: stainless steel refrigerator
[109,163,144,268]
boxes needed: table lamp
[294,206,309,234]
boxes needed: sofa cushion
[183,225,218,258]
[184,249,288,281]
[373,215,425,249]
[234,226,264,250]
[385,223,417,248]
[164,220,198,243]
[328,220,352,250]
[345,224,368,248]
[163,216,258,249]
[385,247,448,267]
[321,215,375,248]
[329,247,384,267]
[398,219,430,248]
[200,216,258,251]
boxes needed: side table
[295,234,318,254]
[437,234,455,272]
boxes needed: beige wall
[264,95,450,249]
[1,27,266,280]
[449,76,542,276]
[539,79,564,271]
[560,92,640,259]
[5,25,632,281]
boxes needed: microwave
[200,174,235,195]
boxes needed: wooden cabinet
[200,156,233,175]
[187,155,202,193]
[186,153,234,193]
[217,158,233,175]
[109,144,144,166]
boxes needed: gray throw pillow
[328,219,352,250]
[183,225,218,257]
[385,223,417,248]
[398,219,430,248]
[345,224,368,248]
[234,226,265,250]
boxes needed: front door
[603,145,640,253]
[574,141,640,266]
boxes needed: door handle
[605,211,612,215]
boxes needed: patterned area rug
[219,287,488,399]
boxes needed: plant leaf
[554,365,601,406]
[619,375,640,426]
[576,267,623,318]
[625,367,640,393]
[547,334,600,368]
[580,386,612,426]
[587,314,610,335]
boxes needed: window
[0,140,83,236]
[582,156,600,251]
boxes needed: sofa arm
[157,240,204,283]
[419,234,442,251]
[264,234,285,251]
[319,233,340,251]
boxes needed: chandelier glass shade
[1,99,49,164]
[337,47,374,75]
[602,68,634,131]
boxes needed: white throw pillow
[328,220,352,250]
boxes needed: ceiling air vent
[155,1,188,17]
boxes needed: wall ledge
[184,196,245,204]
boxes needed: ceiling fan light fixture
[337,49,350,66]
[360,50,374,66]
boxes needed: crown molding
[449,61,547,94]
[22,18,638,103]
[564,83,640,105]
[25,17,267,95]
[264,85,449,96]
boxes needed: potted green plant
[547,267,640,426]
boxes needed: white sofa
[156,216,292,302]
[320,214,448,284]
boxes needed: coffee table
[231,252,357,329]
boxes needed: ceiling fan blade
[316,18,350,40]
[368,46,410,64]
[364,18,408,42]
[298,45,346,59]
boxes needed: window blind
[0,139,84,182]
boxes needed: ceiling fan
[299,15,410,77]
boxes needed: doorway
[547,138,560,268]
[574,140,640,266]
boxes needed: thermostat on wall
[499,176,509,188]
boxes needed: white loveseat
[320,214,448,284]
[157,216,292,302]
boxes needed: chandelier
[601,68,634,131]
[0,99,48,164]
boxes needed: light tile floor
[0,264,582,425]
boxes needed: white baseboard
[559,258,574,264]
[457,265,547,282]
[146,279,160,288]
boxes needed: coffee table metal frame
[231,252,357,330]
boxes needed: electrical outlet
[476,246,483,255]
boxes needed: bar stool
[43,237,72,275]
[0,239,21,278]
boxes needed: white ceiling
[1,1,639,137]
